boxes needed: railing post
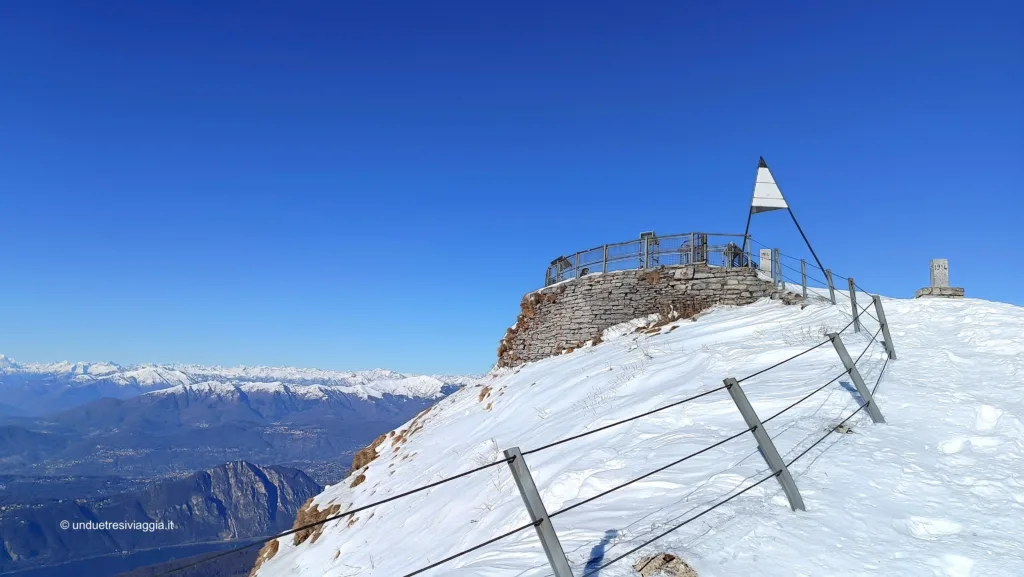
[873,295,897,360]
[602,244,608,273]
[848,277,860,333]
[827,334,886,423]
[689,232,694,265]
[503,447,573,577]
[773,249,784,290]
[825,269,836,305]
[722,378,805,511]
[573,252,580,280]
[800,259,808,306]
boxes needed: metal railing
[544,232,752,286]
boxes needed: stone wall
[497,264,801,368]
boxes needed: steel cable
[787,355,890,468]
[786,404,866,467]
[736,339,831,384]
[401,519,541,577]
[779,261,829,288]
[522,386,728,456]
[548,426,756,519]
[854,326,884,366]
[871,355,890,396]
[579,471,781,577]
[154,456,515,576]
[761,370,849,425]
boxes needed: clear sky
[1,1,1021,375]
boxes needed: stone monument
[914,258,964,298]
[759,248,772,275]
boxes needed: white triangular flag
[750,157,788,214]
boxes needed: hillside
[0,379,464,484]
[0,461,320,574]
[250,292,1024,576]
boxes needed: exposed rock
[0,461,321,574]
[633,553,698,577]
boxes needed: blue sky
[1,1,1021,374]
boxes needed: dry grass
[291,500,343,546]
[248,538,280,576]
[351,433,387,471]
[391,406,433,452]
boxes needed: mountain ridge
[0,460,321,575]
[0,353,478,416]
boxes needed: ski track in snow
[255,291,1024,577]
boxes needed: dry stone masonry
[497,264,802,367]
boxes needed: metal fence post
[573,252,580,280]
[848,277,860,333]
[825,269,836,305]
[689,232,694,265]
[773,249,784,290]
[873,295,897,360]
[602,244,608,273]
[722,378,805,511]
[504,447,574,577]
[800,259,808,305]
[827,334,886,424]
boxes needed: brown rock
[633,553,698,577]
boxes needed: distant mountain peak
[0,354,479,416]
[0,353,18,369]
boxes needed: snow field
[255,292,1024,577]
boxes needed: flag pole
[747,157,827,275]
[787,206,826,275]
[741,209,753,256]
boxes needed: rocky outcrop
[498,264,801,367]
[0,461,321,573]
[633,553,698,576]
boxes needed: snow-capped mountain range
[0,354,477,416]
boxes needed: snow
[253,292,1024,577]
[0,355,471,400]
[0,354,17,369]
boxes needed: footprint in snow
[973,405,1002,432]
[928,553,975,577]
[937,436,1002,455]
[898,516,963,540]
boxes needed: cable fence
[163,253,896,577]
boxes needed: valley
[0,358,473,576]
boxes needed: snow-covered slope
[253,293,1024,577]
